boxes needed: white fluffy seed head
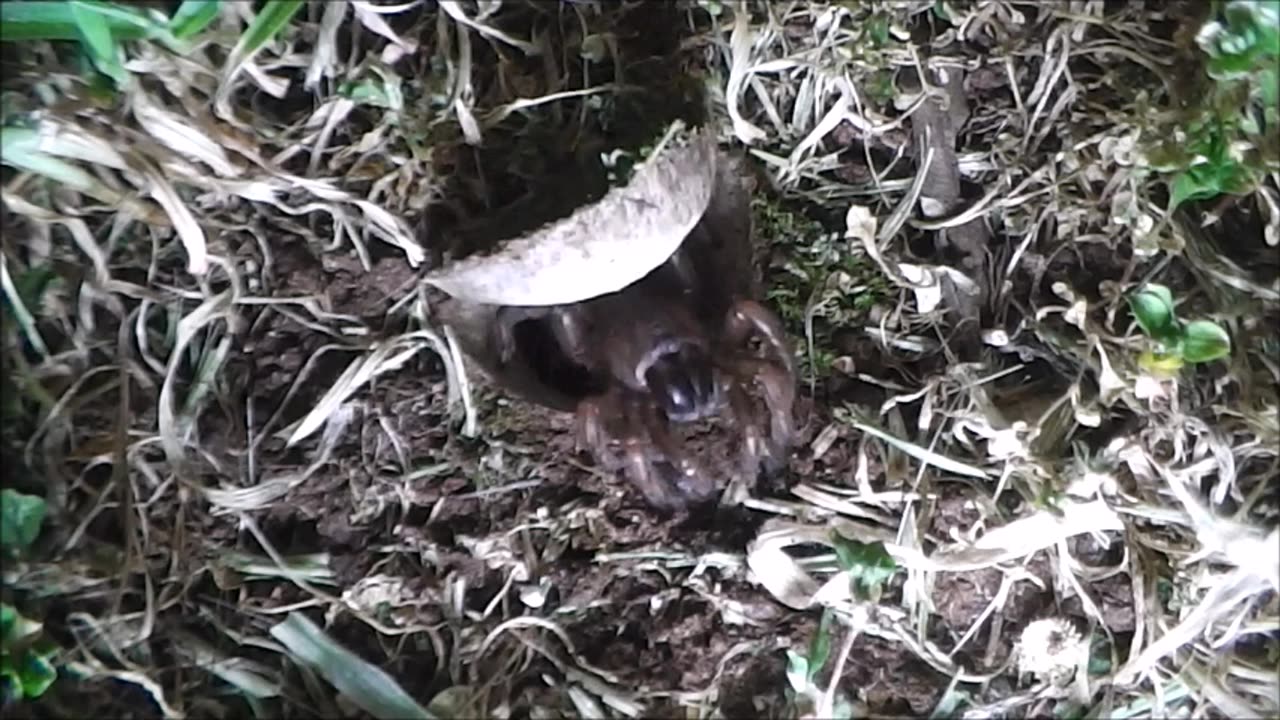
[1017,617,1087,686]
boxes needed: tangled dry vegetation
[1,1,1277,718]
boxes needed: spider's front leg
[575,389,715,511]
[721,299,798,467]
[724,298,797,379]
[494,304,593,366]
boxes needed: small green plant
[0,489,57,704]
[831,536,898,603]
[1,605,58,704]
[784,608,855,719]
[1157,0,1279,208]
[0,489,46,560]
[785,608,833,695]
[1127,283,1232,375]
[1199,0,1280,82]
[781,540,898,719]
[1167,116,1261,207]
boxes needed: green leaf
[806,609,834,683]
[867,14,891,46]
[1,126,129,207]
[1,265,56,359]
[227,0,305,69]
[0,604,17,640]
[1170,169,1209,208]
[1170,151,1257,207]
[1180,319,1232,363]
[0,1,161,43]
[169,0,220,40]
[70,1,128,85]
[929,687,973,719]
[1201,1,1280,78]
[832,536,898,601]
[784,649,810,692]
[1087,635,1113,676]
[3,265,57,334]
[0,604,54,703]
[0,671,21,703]
[17,653,56,699]
[0,489,47,557]
[1127,284,1180,344]
[1167,112,1265,208]
[341,79,394,109]
[269,612,434,720]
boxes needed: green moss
[752,194,891,385]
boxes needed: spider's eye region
[643,347,715,422]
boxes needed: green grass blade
[0,2,84,42]
[227,0,305,69]
[0,1,163,43]
[169,0,220,40]
[1,127,109,196]
[269,612,435,720]
[70,2,128,84]
[0,260,53,361]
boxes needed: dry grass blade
[269,612,435,720]
[157,290,233,466]
[847,417,991,480]
[284,331,447,446]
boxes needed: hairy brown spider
[492,243,797,511]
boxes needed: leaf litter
[0,1,1277,719]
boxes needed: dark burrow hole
[509,317,607,399]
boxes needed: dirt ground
[4,1,1278,719]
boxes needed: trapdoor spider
[492,241,797,511]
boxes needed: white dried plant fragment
[985,423,1029,460]
[341,574,410,615]
[423,123,719,306]
[1134,372,1174,402]
[844,203,878,245]
[1018,617,1086,686]
[1093,340,1128,407]
[898,263,942,313]
[1258,184,1280,247]
[1098,129,1140,167]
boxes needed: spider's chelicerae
[492,238,797,511]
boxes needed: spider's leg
[723,298,797,380]
[576,389,689,511]
[635,398,717,505]
[547,304,596,369]
[720,298,797,463]
[722,371,777,479]
[725,356,796,459]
